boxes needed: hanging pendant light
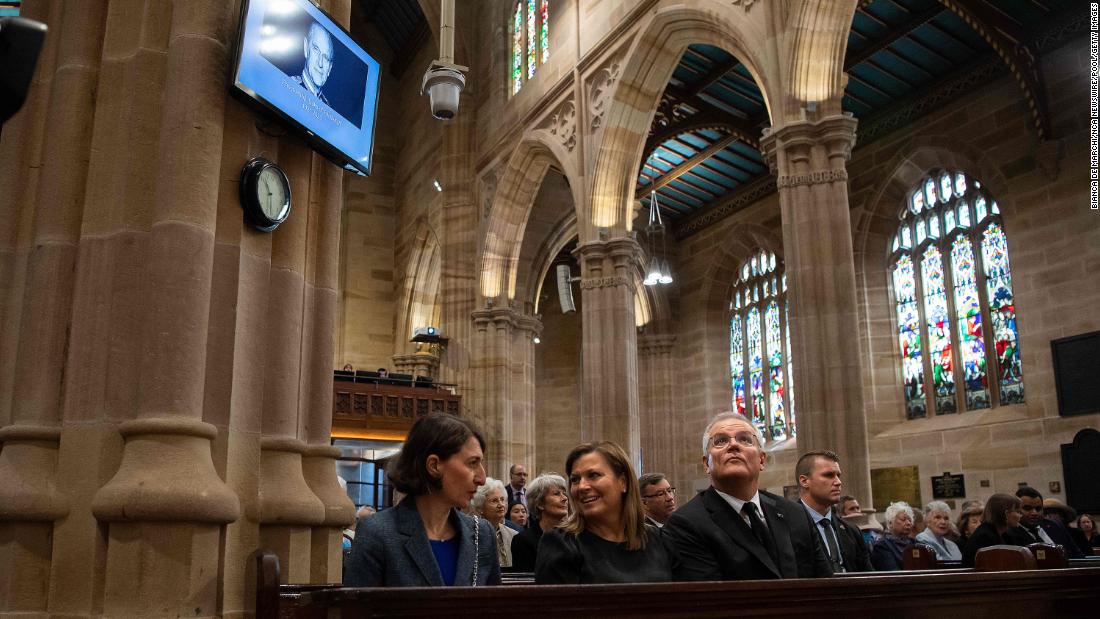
[658,258,673,284]
[644,256,661,286]
[646,191,673,286]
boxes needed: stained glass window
[888,170,1023,418]
[511,1,550,94]
[730,315,746,415]
[540,0,549,63]
[730,251,795,443]
[982,223,1024,403]
[512,3,523,95]
[921,245,956,414]
[893,254,925,418]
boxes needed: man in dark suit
[664,412,833,580]
[796,450,874,572]
[1007,486,1084,558]
[505,463,528,509]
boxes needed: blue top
[430,537,460,586]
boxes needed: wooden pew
[257,552,1100,618]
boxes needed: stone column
[301,157,355,584]
[760,114,872,506]
[573,237,642,465]
[89,4,240,616]
[638,333,677,478]
[0,2,103,613]
[471,307,541,478]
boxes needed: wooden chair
[974,545,1037,571]
[902,542,939,570]
[1027,543,1068,569]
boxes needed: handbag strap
[471,514,479,586]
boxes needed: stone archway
[783,0,859,118]
[481,130,583,305]
[585,2,776,240]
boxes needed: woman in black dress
[961,493,1022,567]
[535,442,677,584]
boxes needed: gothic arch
[586,2,775,240]
[481,129,583,304]
[784,0,858,117]
[395,218,442,355]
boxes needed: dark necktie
[819,517,844,572]
[742,503,778,564]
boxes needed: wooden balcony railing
[332,372,461,437]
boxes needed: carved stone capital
[579,276,631,290]
[760,114,859,174]
[776,169,849,189]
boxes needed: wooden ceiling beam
[845,5,946,70]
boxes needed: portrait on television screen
[258,4,368,129]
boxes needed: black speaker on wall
[1050,330,1100,417]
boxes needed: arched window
[730,250,795,444]
[512,0,550,95]
[889,170,1024,419]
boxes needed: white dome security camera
[422,61,467,120]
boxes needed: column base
[91,417,239,524]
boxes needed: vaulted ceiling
[640,0,1082,230]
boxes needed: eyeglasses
[643,488,676,500]
[486,497,507,505]
[709,433,757,450]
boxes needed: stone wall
[535,292,583,475]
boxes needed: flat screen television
[231,0,381,176]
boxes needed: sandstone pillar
[574,237,642,465]
[471,308,541,478]
[760,114,872,506]
[392,349,441,378]
[638,332,677,478]
[0,2,104,612]
[301,154,356,584]
[89,4,240,616]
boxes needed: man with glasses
[664,412,832,580]
[639,473,677,527]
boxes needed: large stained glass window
[511,0,550,94]
[730,250,795,444]
[888,170,1023,419]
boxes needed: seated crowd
[343,412,1097,587]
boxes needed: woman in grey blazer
[345,414,502,586]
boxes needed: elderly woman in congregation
[472,478,516,569]
[962,493,1023,568]
[345,414,501,586]
[870,501,916,571]
[534,442,678,584]
[915,501,962,561]
[510,472,570,572]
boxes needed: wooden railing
[256,550,1100,618]
[331,372,460,436]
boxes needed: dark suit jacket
[1008,520,1085,559]
[505,484,527,508]
[510,522,544,572]
[962,522,1007,567]
[664,488,833,580]
[345,497,502,586]
[834,510,874,572]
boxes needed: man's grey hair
[924,500,952,518]
[355,505,375,520]
[701,411,761,455]
[526,472,567,521]
[470,477,505,512]
[885,501,914,525]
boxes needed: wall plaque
[871,465,921,508]
[931,471,966,499]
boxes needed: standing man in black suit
[505,464,528,510]
[664,412,833,580]
[796,451,874,572]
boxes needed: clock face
[258,167,290,221]
[240,158,291,232]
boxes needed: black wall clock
[240,157,291,232]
